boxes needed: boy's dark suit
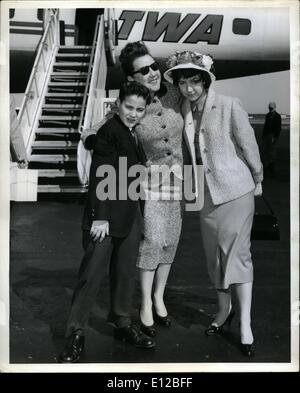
[66,115,147,337]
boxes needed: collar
[114,114,137,132]
[191,93,208,113]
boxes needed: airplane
[9,6,290,90]
[7,6,291,195]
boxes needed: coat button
[167,152,171,156]
[201,128,205,133]
[157,112,162,116]
[161,124,166,129]
[203,147,208,153]
[164,138,169,142]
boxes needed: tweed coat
[182,86,263,205]
[135,84,184,269]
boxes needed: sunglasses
[132,62,160,76]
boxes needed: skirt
[136,200,182,270]
[200,181,255,289]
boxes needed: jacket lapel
[182,98,196,165]
[115,115,146,164]
[181,86,216,199]
[127,128,147,164]
[198,86,216,132]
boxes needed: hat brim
[164,63,215,84]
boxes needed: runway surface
[9,126,291,365]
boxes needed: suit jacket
[82,115,147,238]
[182,87,263,205]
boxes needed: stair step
[38,185,87,193]
[39,115,80,120]
[32,141,78,148]
[54,62,89,66]
[56,53,91,58]
[42,104,82,108]
[30,154,77,163]
[38,169,78,178]
[48,82,86,87]
[45,93,84,97]
[36,128,78,133]
[51,72,88,76]
[58,46,92,51]
[41,109,81,116]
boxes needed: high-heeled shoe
[139,306,157,337]
[205,309,235,336]
[240,343,255,357]
[153,308,171,327]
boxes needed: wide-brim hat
[164,51,215,84]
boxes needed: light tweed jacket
[182,86,263,205]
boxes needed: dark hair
[119,41,149,76]
[119,41,167,98]
[119,81,151,105]
[171,67,214,90]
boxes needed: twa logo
[95,157,204,211]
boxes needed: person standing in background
[262,102,282,176]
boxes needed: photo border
[0,0,299,373]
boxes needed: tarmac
[9,126,292,366]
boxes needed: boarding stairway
[29,45,92,193]
[17,9,109,196]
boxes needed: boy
[59,81,153,363]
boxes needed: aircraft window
[37,9,44,21]
[9,9,15,19]
[232,18,251,35]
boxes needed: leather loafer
[58,333,85,363]
[140,322,156,337]
[114,325,156,349]
[153,309,171,327]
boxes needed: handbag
[251,195,280,240]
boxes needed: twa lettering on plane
[113,8,289,62]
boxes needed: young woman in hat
[164,51,263,357]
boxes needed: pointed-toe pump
[153,308,171,327]
[139,306,157,337]
[205,309,235,336]
[240,342,255,357]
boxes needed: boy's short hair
[119,81,151,105]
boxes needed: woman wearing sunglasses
[118,41,184,337]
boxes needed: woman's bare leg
[235,282,254,344]
[153,264,172,317]
[139,268,156,326]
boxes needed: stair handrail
[17,8,60,154]
[78,15,102,133]
[77,15,107,186]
